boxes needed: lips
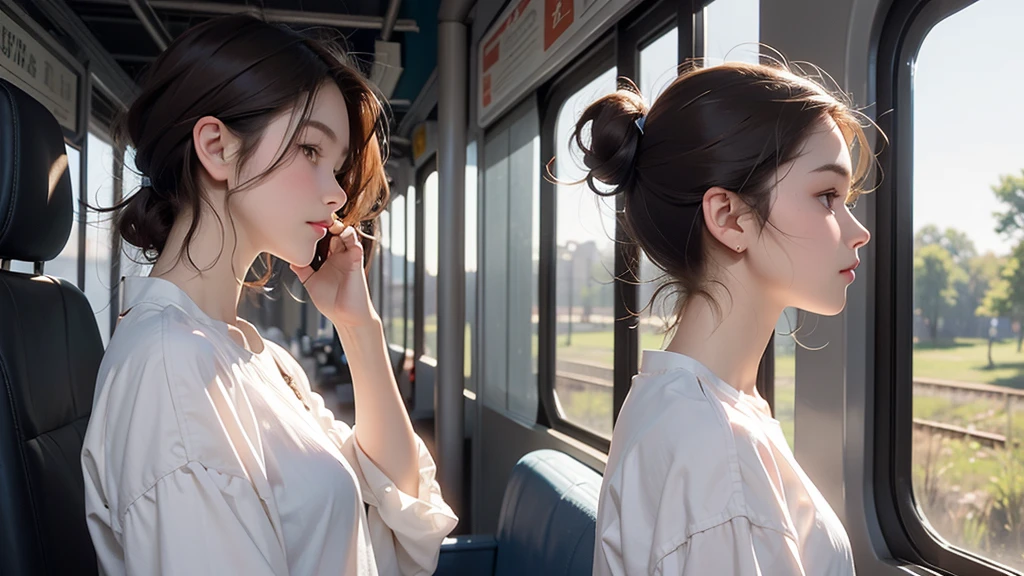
[841,259,860,273]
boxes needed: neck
[663,264,783,396]
[149,202,258,327]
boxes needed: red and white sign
[479,0,629,128]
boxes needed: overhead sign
[478,0,636,128]
[0,1,80,133]
[412,121,437,169]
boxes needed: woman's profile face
[229,81,351,267]
[745,118,871,316]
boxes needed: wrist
[333,313,383,336]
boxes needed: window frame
[538,36,618,450]
[874,0,1018,573]
[535,0,690,451]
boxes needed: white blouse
[594,350,854,576]
[81,276,457,576]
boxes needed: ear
[702,186,756,254]
[193,116,242,185]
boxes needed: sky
[911,0,1024,256]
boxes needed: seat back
[494,450,601,576]
[0,79,103,575]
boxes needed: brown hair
[563,61,878,327]
[109,14,388,285]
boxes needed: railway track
[554,364,1023,448]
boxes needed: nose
[325,178,347,210]
[844,208,870,250]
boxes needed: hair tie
[140,176,152,188]
[634,115,646,135]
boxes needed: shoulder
[601,367,749,539]
[97,303,229,407]
[84,303,246,521]
[610,367,734,473]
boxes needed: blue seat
[434,450,601,576]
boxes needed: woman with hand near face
[81,15,457,576]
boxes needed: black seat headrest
[0,79,74,263]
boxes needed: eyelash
[818,189,859,212]
[300,144,320,164]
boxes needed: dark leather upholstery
[0,80,75,262]
[435,449,601,576]
[0,79,103,576]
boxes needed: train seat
[434,449,601,576]
[0,79,103,575]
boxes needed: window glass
[406,185,416,352]
[423,171,439,358]
[911,0,1024,567]
[637,27,680,363]
[379,209,391,335]
[554,67,617,437]
[481,100,540,422]
[704,0,760,65]
[466,141,479,389]
[390,193,408,349]
[775,308,797,451]
[120,146,153,279]
[85,132,116,345]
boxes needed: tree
[978,243,1024,352]
[915,225,977,267]
[915,226,979,337]
[914,244,962,341]
[993,171,1024,240]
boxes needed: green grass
[913,337,1024,388]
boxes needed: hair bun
[573,87,648,195]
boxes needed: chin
[271,244,318,268]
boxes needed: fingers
[338,225,362,251]
[328,216,345,235]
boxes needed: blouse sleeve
[655,517,805,576]
[119,461,287,576]
[307,388,458,576]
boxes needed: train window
[85,132,116,344]
[908,0,1024,568]
[406,185,416,352]
[481,99,540,422]
[466,141,478,390]
[775,308,797,449]
[703,0,760,65]
[637,27,680,364]
[379,209,392,339]
[423,170,439,359]
[554,67,617,437]
[119,147,152,278]
[390,193,408,349]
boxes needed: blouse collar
[639,349,773,416]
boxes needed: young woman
[81,15,456,576]
[576,62,875,575]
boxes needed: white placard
[0,2,79,133]
[479,0,635,128]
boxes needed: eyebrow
[812,162,852,179]
[302,120,337,143]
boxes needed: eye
[817,190,839,212]
[300,145,320,164]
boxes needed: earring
[735,245,742,252]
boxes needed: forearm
[335,316,419,495]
